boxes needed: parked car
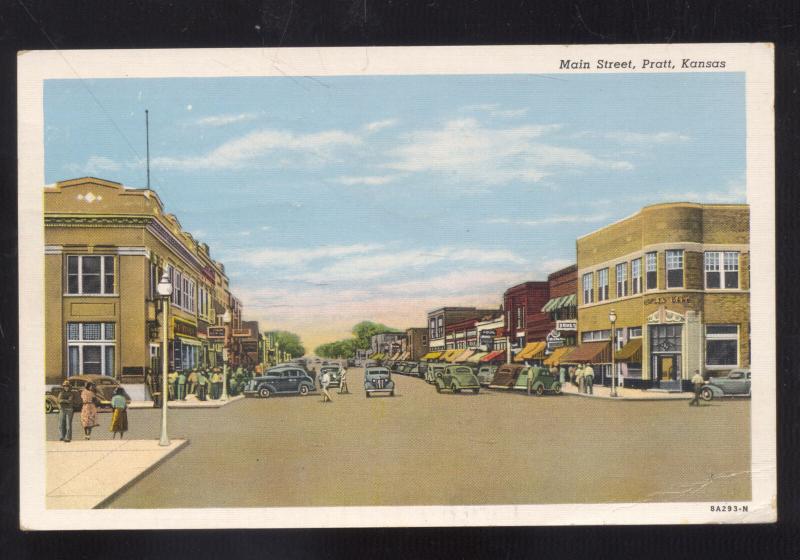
[47,374,131,410]
[319,364,342,388]
[404,362,421,377]
[243,365,316,398]
[477,364,499,386]
[701,369,751,401]
[417,362,428,379]
[525,367,562,395]
[45,393,60,414]
[425,364,446,384]
[434,365,481,394]
[490,363,526,389]
[364,367,395,397]
[364,360,379,368]
[347,358,356,367]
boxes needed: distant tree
[266,330,305,358]
[314,321,398,359]
[351,321,398,350]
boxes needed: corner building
[576,202,749,390]
[44,178,240,397]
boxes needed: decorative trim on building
[45,214,153,228]
[646,306,686,324]
[45,245,63,255]
[117,246,151,257]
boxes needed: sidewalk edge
[93,439,190,509]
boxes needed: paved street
[47,369,751,508]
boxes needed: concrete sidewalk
[46,439,188,509]
[560,382,692,400]
[128,394,244,409]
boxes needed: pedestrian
[584,363,595,395]
[526,365,538,395]
[197,370,209,401]
[57,379,76,443]
[187,369,198,396]
[689,370,706,406]
[177,370,187,400]
[320,369,332,403]
[168,370,178,400]
[80,382,100,440]
[211,369,222,399]
[576,364,585,394]
[338,367,349,394]
[558,363,566,386]
[569,365,576,386]
[109,387,128,439]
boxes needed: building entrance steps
[46,439,188,509]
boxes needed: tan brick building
[44,177,242,397]
[575,202,749,390]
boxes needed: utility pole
[145,109,151,190]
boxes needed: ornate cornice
[45,214,152,228]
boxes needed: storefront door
[649,323,683,391]
[653,354,681,391]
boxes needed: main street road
[47,370,751,507]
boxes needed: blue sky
[44,72,745,349]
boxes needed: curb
[561,391,691,402]
[94,439,190,509]
[129,394,245,410]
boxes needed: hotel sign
[556,320,577,331]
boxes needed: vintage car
[524,367,562,395]
[45,393,60,413]
[390,362,406,375]
[700,369,751,401]
[425,364,446,384]
[477,364,499,386]
[318,364,342,388]
[416,362,428,379]
[364,367,395,397]
[47,374,131,411]
[243,365,316,398]
[404,362,421,377]
[435,365,481,394]
[489,363,526,389]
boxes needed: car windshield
[452,367,472,375]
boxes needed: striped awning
[541,294,577,313]
[441,349,459,362]
[480,350,506,362]
[543,345,575,366]
[454,349,475,362]
[513,341,547,362]
[421,351,443,361]
[467,351,487,363]
[615,339,642,362]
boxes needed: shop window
[66,322,116,376]
[631,258,642,294]
[582,272,594,304]
[645,252,657,290]
[628,326,642,338]
[581,330,610,342]
[66,255,116,295]
[616,262,628,297]
[597,268,609,301]
[706,324,739,367]
[666,250,684,288]
[649,324,682,352]
[706,251,740,289]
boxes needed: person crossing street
[689,370,707,406]
[338,367,349,394]
[320,369,333,403]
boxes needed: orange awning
[513,341,546,362]
[480,350,505,362]
[615,339,642,362]
[561,341,611,364]
[543,345,575,366]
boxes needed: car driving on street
[364,367,395,397]
[700,368,751,401]
[318,364,342,388]
[244,365,316,398]
[434,365,481,394]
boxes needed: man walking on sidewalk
[584,363,595,395]
[576,364,585,394]
[57,379,76,443]
[689,370,707,406]
[177,370,187,400]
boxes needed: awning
[372,353,384,360]
[541,294,577,313]
[467,351,487,363]
[176,335,202,346]
[480,350,506,362]
[454,349,475,362]
[615,339,642,362]
[543,345,575,366]
[400,351,410,360]
[561,341,611,364]
[421,351,443,361]
[513,341,546,362]
[441,349,459,362]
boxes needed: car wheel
[535,385,545,396]
[366,392,371,398]
[45,399,53,414]
[299,384,309,396]
[435,383,442,393]
[451,383,459,394]
[258,386,271,399]
[700,387,713,401]
[552,383,562,395]
[390,390,395,396]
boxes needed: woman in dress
[109,387,129,439]
[80,382,100,440]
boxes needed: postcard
[18,43,776,528]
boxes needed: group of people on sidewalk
[163,366,251,402]
[57,380,129,442]
[569,363,596,394]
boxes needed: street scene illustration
[41,70,751,510]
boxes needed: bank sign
[556,320,577,331]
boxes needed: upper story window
[582,272,594,304]
[67,255,115,295]
[429,318,436,339]
[628,326,642,338]
[516,305,525,329]
[597,268,609,301]
[645,252,657,290]
[616,262,628,298]
[705,251,739,289]
[631,258,642,295]
[437,317,444,338]
[666,250,684,288]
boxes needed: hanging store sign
[556,320,577,331]
[479,330,496,345]
[207,326,228,339]
[546,330,565,351]
[232,328,252,338]
[173,318,197,338]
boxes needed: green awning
[542,294,577,313]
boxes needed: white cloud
[604,131,690,143]
[364,119,398,133]
[64,155,122,177]
[485,213,611,226]
[152,127,362,171]
[462,103,529,118]
[334,175,399,186]
[384,118,631,185]
[230,243,384,268]
[193,113,258,127]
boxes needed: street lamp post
[221,308,232,401]
[609,308,618,398]
[156,271,173,446]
